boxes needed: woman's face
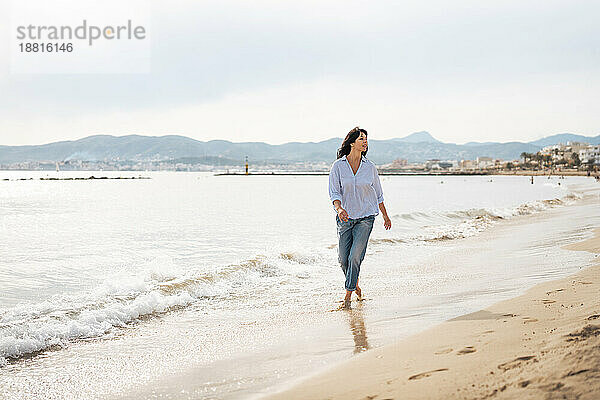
[352,132,368,152]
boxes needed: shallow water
[0,171,598,399]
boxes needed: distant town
[1,141,599,176]
[380,141,599,175]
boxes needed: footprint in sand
[542,299,556,304]
[519,380,531,387]
[546,289,565,295]
[497,355,537,371]
[563,369,591,377]
[565,325,600,342]
[523,317,539,324]
[587,314,600,321]
[408,368,449,380]
[434,348,453,355]
[457,346,476,355]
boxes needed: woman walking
[328,127,391,309]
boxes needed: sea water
[0,171,598,399]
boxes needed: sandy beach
[266,227,600,400]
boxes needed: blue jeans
[336,214,375,291]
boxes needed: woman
[328,127,391,309]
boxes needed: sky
[0,0,598,146]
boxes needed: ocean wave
[369,238,406,245]
[0,291,195,366]
[279,252,323,265]
[0,251,327,365]
[375,191,582,245]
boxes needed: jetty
[2,176,151,181]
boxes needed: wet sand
[266,228,600,399]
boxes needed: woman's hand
[337,207,349,222]
[378,202,391,230]
[383,215,392,230]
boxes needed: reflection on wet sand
[347,303,370,354]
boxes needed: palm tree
[543,154,552,169]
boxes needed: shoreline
[264,227,600,399]
[114,182,597,400]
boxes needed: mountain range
[1,132,598,165]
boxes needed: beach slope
[266,228,600,400]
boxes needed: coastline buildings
[540,142,588,163]
[476,157,495,169]
[579,145,600,165]
[389,141,598,173]
[537,142,599,167]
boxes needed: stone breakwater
[2,176,151,181]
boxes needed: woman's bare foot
[340,290,352,309]
[341,298,351,309]
[356,286,363,301]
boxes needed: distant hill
[366,140,539,163]
[391,131,441,143]
[528,133,600,147]
[463,141,501,147]
[0,132,597,165]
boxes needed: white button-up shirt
[328,155,384,219]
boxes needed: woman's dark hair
[337,127,368,159]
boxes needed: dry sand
[265,228,600,400]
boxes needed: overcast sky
[0,0,598,146]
